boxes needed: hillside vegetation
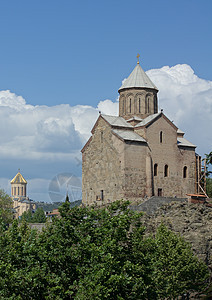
[0,200,209,299]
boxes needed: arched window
[122,98,125,114]
[18,187,19,195]
[14,187,16,195]
[139,98,141,113]
[183,166,187,178]
[145,95,150,113]
[22,186,24,196]
[129,98,131,113]
[101,131,103,143]
[164,164,169,177]
[160,131,163,143]
[154,163,158,176]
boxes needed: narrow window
[183,166,187,178]
[158,188,162,197]
[145,96,150,113]
[139,98,141,113]
[129,98,131,113]
[160,131,163,143]
[164,164,168,177]
[100,190,104,201]
[101,131,103,143]
[122,99,125,114]
[14,187,16,195]
[22,187,24,196]
[154,95,157,113]
[154,163,158,176]
[18,187,19,195]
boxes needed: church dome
[118,63,158,92]
[11,171,27,184]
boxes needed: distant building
[11,171,36,218]
[81,58,201,205]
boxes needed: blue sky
[0,0,211,106]
[0,0,211,202]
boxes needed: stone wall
[82,118,125,205]
[119,88,158,120]
[144,115,196,198]
[140,201,212,271]
[123,141,148,200]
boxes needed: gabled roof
[177,129,185,134]
[177,129,185,137]
[101,114,133,128]
[127,116,143,122]
[135,112,178,131]
[91,114,133,135]
[177,137,196,148]
[11,172,27,184]
[112,129,146,143]
[135,112,161,127]
[118,63,158,92]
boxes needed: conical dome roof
[11,172,27,184]
[118,63,158,92]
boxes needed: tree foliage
[0,189,13,227]
[205,151,212,197]
[206,178,212,198]
[21,207,46,223]
[206,151,212,166]
[0,201,209,299]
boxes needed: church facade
[81,59,199,205]
[11,171,36,218]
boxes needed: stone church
[11,171,36,218]
[81,58,199,205]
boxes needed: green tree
[21,207,46,223]
[206,177,212,198]
[205,151,212,197]
[206,151,212,166]
[151,224,208,299]
[33,207,46,223]
[21,209,33,223]
[0,201,209,299]
[58,194,70,218]
[0,189,13,227]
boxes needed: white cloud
[97,99,119,116]
[147,64,212,155]
[0,63,211,201]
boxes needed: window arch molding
[126,93,134,114]
[135,92,144,114]
[120,95,125,115]
[145,93,152,114]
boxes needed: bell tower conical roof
[11,170,27,198]
[11,171,27,184]
[118,56,159,120]
[118,62,158,92]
